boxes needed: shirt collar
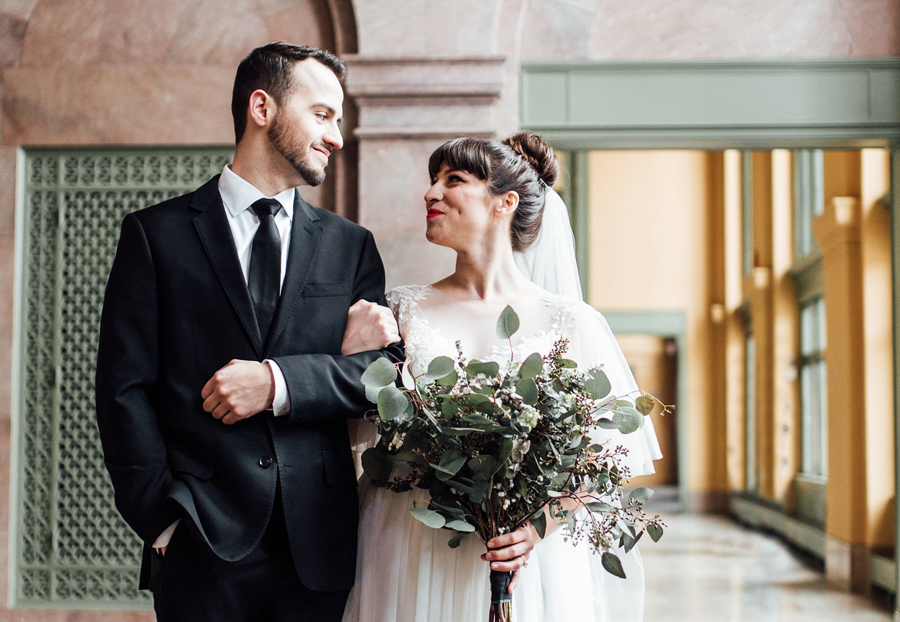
[218,164,295,221]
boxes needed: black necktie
[249,198,282,341]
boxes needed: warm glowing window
[799,297,827,477]
[792,149,824,261]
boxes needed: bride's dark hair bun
[503,131,559,188]
[427,130,558,252]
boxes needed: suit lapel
[263,192,322,354]
[190,177,264,357]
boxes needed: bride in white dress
[343,132,662,622]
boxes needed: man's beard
[269,112,327,187]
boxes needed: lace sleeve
[564,302,663,478]
[386,287,403,324]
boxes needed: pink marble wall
[0,0,899,617]
[351,0,900,61]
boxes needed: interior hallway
[642,513,892,622]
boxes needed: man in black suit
[95,42,403,621]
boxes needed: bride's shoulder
[534,289,585,313]
[386,284,432,318]
[535,292,607,330]
[387,284,431,304]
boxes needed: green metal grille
[14,148,233,608]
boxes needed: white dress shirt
[153,165,298,551]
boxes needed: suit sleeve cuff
[265,359,291,416]
[152,519,181,549]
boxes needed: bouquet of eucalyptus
[360,306,665,622]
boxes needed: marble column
[343,55,507,289]
[812,196,870,593]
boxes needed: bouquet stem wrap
[489,570,512,622]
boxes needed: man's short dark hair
[231,42,346,144]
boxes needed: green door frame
[521,58,900,607]
[892,149,900,619]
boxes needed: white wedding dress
[342,284,662,622]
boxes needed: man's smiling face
[267,58,344,187]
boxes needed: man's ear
[495,191,519,219]
[247,89,275,131]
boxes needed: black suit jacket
[95,176,403,592]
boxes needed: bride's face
[424,164,508,250]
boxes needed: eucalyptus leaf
[496,305,520,340]
[601,552,627,579]
[439,426,480,436]
[585,501,613,513]
[517,476,528,498]
[583,368,612,400]
[565,513,576,536]
[516,377,539,405]
[496,437,514,473]
[558,358,577,369]
[647,523,664,543]
[431,501,465,516]
[377,385,409,421]
[365,384,384,404]
[518,352,544,380]
[423,356,456,383]
[441,400,460,418]
[466,360,500,378]
[409,507,446,529]
[361,447,393,481]
[614,407,643,435]
[434,468,454,482]
[531,511,547,539]
[469,455,497,478]
[475,401,503,415]
[464,393,490,407]
[628,487,654,504]
[470,480,491,503]
[621,532,637,554]
[448,532,470,548]
[461,413,496,427]
[447,479,475,495]
[596,418,620,429]
[436,368,459,387]
[635,394,655,415]
[361,357,398,388]
[445,519,476,533]
[438,450,466,476]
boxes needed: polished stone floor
[642,514,893,622]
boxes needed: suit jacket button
[258,456,273,468]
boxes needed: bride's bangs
[428,138,491,182]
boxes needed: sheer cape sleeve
[563,301,663,478]
[347,288,408,478]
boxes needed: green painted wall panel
[521,71,568,127]
[11,148,234,610]
[522,59,900,149]
[566,70,870,127]
[870,69,900,121]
